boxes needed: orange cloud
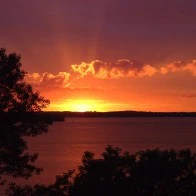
[26,72,70,89]
[71,59,157,79]
[71,62,95,77]
[26,60,196,91]
[184,60,196,76]
[160,60,196,76]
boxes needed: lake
[22,117,196,185]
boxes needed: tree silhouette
[0,48,50,187]
[0,48,49,112]
[7,146,196,196]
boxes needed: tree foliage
[7,146,196,196]
[0,48,50,187]
[0,48,49,112]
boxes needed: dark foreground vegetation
[7,146,196,196]
[1,48,196,195]
[0,48,50,193]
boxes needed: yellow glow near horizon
[64,99,104,112]
[45,99,133,112]
[73,103,91,112]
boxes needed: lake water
[20,117,196,185]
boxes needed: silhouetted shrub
[7,146,196,196]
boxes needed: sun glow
[74,103,90,112]
[46,99,132,112]
[60,99,105,112]
[69,100,100,112]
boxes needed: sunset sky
[1,0,196,112]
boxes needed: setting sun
[74,103,90,112]
[60,99,104,112]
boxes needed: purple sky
[1,0,196,72]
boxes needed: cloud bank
[71,59,157,79]
[160,60,196,75]
[71,59,196,78]
[26,59,196,89]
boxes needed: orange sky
[1,1,196,112]
[25,60,196,112]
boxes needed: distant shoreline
[1,111,196,123]
[44,111,196,120]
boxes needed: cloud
[71,59,157,79]
[71,62,95,77]
[26,60,196,90]
[160,60,196,76]
[184,60,196,76]
[25,72,70,89]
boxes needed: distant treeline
[47,111,196,119]
[0,112,63,123]
[1,111,196,123]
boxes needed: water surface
[25,117,196,184]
